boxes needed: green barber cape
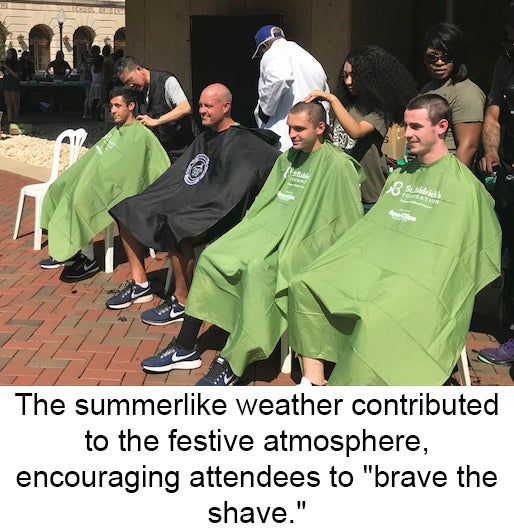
[186,141,365,376]
[288,153,501,385]
[41,120,170,261]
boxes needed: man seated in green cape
[39,86,170,282]
[288,94,502,386]
[140,100,366,385]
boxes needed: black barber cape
[110,125,280,252]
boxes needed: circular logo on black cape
[184,154,210,185]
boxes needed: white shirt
[255,38,330,151]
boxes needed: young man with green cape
[140,100,366,384]
[288,94,501,386]
[40,86,170,281]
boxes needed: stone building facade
[1,0,125,70]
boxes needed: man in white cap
[252,24,330,151]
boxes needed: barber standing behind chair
[252,25,330,151]
[117,56,196,162]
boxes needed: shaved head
[289,100,327,127]
[200,83,233,105]
[406,94,451,126]
[199,83,235,132]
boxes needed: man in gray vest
[118,56,196,161]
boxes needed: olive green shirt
[332,107,389,203]
[420,78,485,152]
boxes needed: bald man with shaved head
[108,84,280,323]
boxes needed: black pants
[493,161,514,324]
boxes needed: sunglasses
[425,53,452,65]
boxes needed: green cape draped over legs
[288,153,501,385]
[41,120,170,262]
[186,141,366,376]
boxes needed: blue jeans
[363,202,375,214]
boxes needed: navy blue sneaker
[140,295,185,326]
[141,338,201,373]
[40,254,78,269]
[195,356,238,386]
[106,280,153,309]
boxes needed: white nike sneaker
[297,376,327,386]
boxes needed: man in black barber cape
[107,83,280,326]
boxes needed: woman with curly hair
[419,22,485,167]
[304,45,417,210]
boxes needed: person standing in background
[1,48,21,129]
[19,51,35,81]
[252,25,329,151]
[419,22,485,167]
[117,56,196,162]
[79,50,93,118]
[86,52,105,120]
[102,45,116,94]
[304,45,417,212]
[46,50,71,79]
[478,2,514,366]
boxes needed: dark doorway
[190,15,282,128]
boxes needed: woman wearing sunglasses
[419,22,485,168]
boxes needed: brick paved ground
[1,167,513,387]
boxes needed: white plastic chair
[279,335,471,386]
[104,222,116,274]
[163,245,202,295]
[456,345,472,386]
[280,333,293,374]
[13,128,88,250]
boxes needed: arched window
[73,26,95,68]
[29,25,52,71]
[114,28,126,52]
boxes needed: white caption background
[1,386,512,529]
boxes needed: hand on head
[303,90,331,103]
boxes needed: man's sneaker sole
[107,293,154,310]
[60,266,100,282]
[40,261,72,269]
[142,358,202,373]
[40,252,79,270]
[195,375,238,386]
[141,314,184,326]
[477,354,514,366]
